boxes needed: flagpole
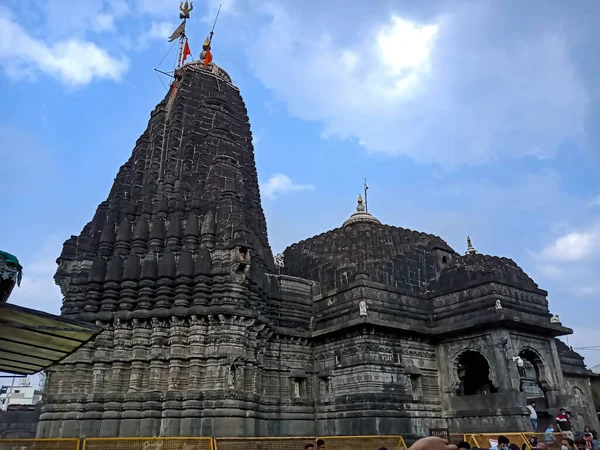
[176,21,186,69]
[364,178,369,213]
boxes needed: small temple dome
[342,194,381,227]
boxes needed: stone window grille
[393,351,402,365]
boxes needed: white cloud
[539,224,600,262]
[247,2,587,166]
[572,285,600,297]
[94,13,115,32]
[8,237,63,315]
[261,173,314,199]
[43,0,130,37]
[590,194,600,207]
[139,21,176,44]
[0,7,128,86]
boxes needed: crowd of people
[300,407,598,450]
[451,429,600,450]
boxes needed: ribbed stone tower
[37,56,314,437]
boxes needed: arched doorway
[518,349,546,399]
[456,350,498,396]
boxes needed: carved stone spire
[466,236,478,255]
[54,60,275,320]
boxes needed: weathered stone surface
[40,61,598,438]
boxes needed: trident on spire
[179,1,194,19]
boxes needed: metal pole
[176,22,186,69]
[364,178,369,213]
[4,376,15,411]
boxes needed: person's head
[592,431,598,439]
[499,436,511,446]
[508,443,520,450]
[530,400,536,407]
[575,438,586,450]
[378,448,388,450]
[536,443,548,450]
[547,426,554,431]
[561,438,574,449]
[305,445,314,450]
[457,441,471,450]
[560,408,566,414]
[316,439,325,450]
[584,426,591,433]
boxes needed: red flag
[203,49,213,66]
[182,39,191,64]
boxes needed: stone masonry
[38,59,598,438]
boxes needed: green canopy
[0,250,22,269]
[1,250,23,302]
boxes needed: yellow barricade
[466,432,568,450]
[317,435,408,450]
[522,433,566,449]
[83,438,212,450]
[213,437,313,450]
[0,439,79,450]
[466,433,529,449]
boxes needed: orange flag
[182,39,191,64]
[204,49,213,66]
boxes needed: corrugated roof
[0,302,99,375]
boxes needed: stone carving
[274,253,284,269]
[228,367,235,389]
[495,299,502,310]
[550,314,561,323]
[359,300,368,317]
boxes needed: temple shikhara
[37,4,598,440]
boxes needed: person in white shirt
[527,400,538,431]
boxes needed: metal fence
[82,438,212,450]
[213,436,312,450]
[315,435,407,450]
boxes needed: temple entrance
[518,348,551,430]
[457,350,498,396]
[519,349,545,398]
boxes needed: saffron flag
[203,49,213,66]
[168,21,186,42]
[182,39,191,64]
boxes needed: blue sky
[1,0,600,367]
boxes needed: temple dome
[283,198,453,293]
[430,251,541,294]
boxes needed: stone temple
[39,48,598,439]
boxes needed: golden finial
[202,37,211,50]
[467,236,472,248]
[179,1,194,19]
[357,194,363,205]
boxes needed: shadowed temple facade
[38,41,599,438]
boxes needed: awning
[0,302,99,375]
